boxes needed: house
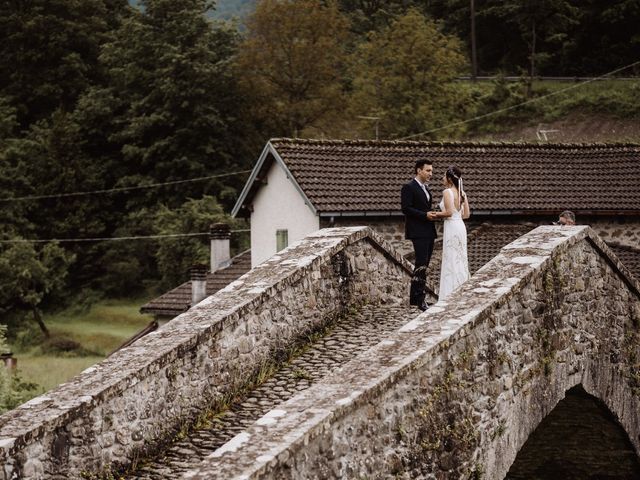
[232,138,640,273]
[143,138,640,322]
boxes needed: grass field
[10,299,153,394]
[469,78,639,123]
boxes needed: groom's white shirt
[414,177,430,202]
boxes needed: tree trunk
[527,19,536,98]
[32,307,50,338]
[470,0,478,81]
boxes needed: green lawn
[10,299,153,394]
[45,300,153,354]
[17,355,106,394]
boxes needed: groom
[401,159,437,311]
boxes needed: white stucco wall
[250,162,319,267]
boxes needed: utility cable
[0,169,253,203]
[0,229,250,244]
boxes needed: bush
[11,322,46,350]
[0,324,41,413]
[39,335,100,357]
[154,196,239,290]
[0,368,40,414]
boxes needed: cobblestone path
[128,303,418,479]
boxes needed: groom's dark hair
[414,159,432,173]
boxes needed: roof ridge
[269,137,640,149]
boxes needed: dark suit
[401,179,437,306]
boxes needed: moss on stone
[408,352,480,477]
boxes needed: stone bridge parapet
[184,226,640,479]
[0,227,417,479]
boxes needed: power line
[0,229,250,244]
[400,60,640,140]
[0,169,253,203]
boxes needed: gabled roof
[140,250,252,317]
[466,223,538,274]
[233,138,640,217]
[232,142,316,217]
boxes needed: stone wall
[589,218,640,249]
[0,227,412,479]
[184,226,640,480]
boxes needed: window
[276,229,288,252]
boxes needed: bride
[427,166,470,300]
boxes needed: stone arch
[505,384,640,479]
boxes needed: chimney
[210,223,231,272]
[190,264,208,306]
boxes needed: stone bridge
[1,225,639,479]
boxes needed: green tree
[235,0,351,137]
[91,0,247,210]
[556,0,640,76]
[0,98,33,235]
[56,0,254,297]
[153,196,238,289]
[0,1,131,303]
[0,242,75,337]
[349,8,468,138]
[420,0,640,77]
[97,207,161,297]
[2,111,113,297]
[482,0,580,91]
[0,0,129,127]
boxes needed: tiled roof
[256,139,640,214]
[608,244,640,281]
[467,223,538,274]
[140,250,252,316]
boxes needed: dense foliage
[340,0,640,77]
[349,8,469,138]
[0,0,254,335]
[235,0,350,136]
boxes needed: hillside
[469,114,640,143]
[454,78,640,144]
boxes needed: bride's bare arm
[462,192,470,219]
[435,189,455,218]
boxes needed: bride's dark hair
[445,165,463,190]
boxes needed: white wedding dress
[438,188,470,300]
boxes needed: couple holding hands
[401,160,470,311]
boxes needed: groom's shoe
[418,301,429,312]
